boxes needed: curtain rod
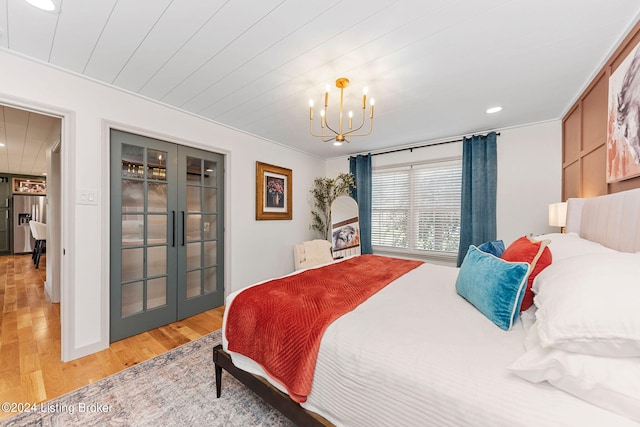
[370,132,501,157]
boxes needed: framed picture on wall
[256,161,292,220]
[607,40,640,182]
[12,177,46,195]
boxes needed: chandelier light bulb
[333,141,343,146]
[309,99,314,107]
[320,109,325,117]
[363,87,368,95]
[370,98,375,106]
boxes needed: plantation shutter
[412,161,462,252]
[371,167,410,248]
[371,159,461,256]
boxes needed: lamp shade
[548,202,567,227]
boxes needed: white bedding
[223,260,639,427]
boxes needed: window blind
[372,159,462,256]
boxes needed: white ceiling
[0,105,59,176]
[1,0,640,164]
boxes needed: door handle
[181,211,185,246]
[171,211,176,247]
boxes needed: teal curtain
[349,154,372,254]
[456,132,497,267]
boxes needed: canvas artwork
[264,173,285,209]
[12,178,46,194]
[332,219,360,251]
[607,41,640,182]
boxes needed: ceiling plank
[49,0,118,73]
[6,0,59,61]
[82,0,173,83]
[112,0,229,93]
[138,0,287,101]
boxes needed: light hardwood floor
[0,253,225,421]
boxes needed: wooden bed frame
[213,344,333,426]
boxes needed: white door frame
[0,94,76,361]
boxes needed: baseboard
[44,279,60,303]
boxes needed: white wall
[496,121,562,245]
[45,143,61,303]
[0,50,323,360]
[326,120,562,255]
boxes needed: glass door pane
[177,148,224,319]
[185,156,204,298]
[119,145,170,318]
[110,130,178,342]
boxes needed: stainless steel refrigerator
[13,194,47,254]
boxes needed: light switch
[77,188,99,205]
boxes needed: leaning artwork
[332,220,360,251]
[608,41,640,182]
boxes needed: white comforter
[223,260,639,427]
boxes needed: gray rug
[1,330,294,427]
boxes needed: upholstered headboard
[565,188,640,253]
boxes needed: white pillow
[534,232,616,261]
[509,324,640,422]
[533,252,640,357]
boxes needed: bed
[214,188,640,426]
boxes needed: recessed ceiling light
[486,106,502,114]
[24,0,58,12]
[0,143,5,147]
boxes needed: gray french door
[110,130,224,342]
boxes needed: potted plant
[310,172,355,240]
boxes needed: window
[371,159,462,259]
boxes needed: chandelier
[309,78,375,146]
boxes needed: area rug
[1,330,294,427]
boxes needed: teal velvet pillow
[455,245,529,330]
[477,240,505,257]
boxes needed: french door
[110,130,224,342]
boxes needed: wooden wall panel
[563,106,581,163]
[564,161,580,199]
[611,29,640,73]
[581,75,607,153]
[582,146,607,197]
[562,18,640,198]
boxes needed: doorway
[0,104,63,298]
[0,102,65,354]
[109,129,224,342]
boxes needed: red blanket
[225,254,423,402]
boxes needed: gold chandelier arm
[343,107,373,138]
[310,117,342,142]
[344,107,367,134]
[322,110,340,136]
[309,118,325,137]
